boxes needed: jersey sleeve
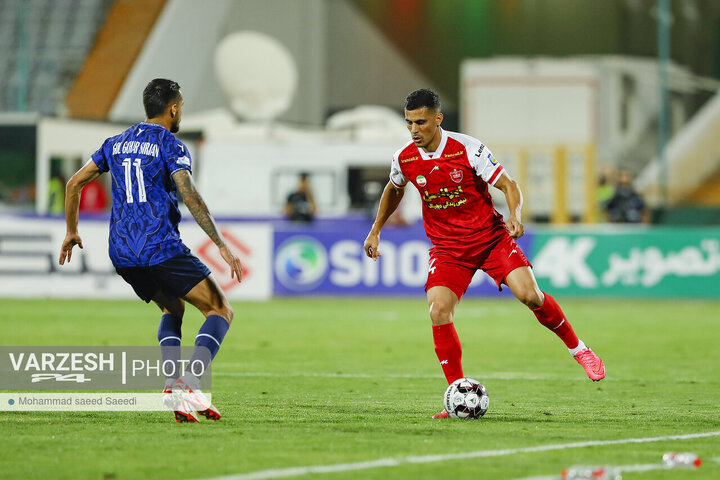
[163,134,192,175]
[90,139,110,172]
[389,151,408,188]
[468,140,505,186]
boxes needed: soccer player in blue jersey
[59,79,243,423]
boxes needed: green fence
[531,227,720,298]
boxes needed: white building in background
[461,56,703,217]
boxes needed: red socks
[532,292,579,349]
[432,323,464,385]
[432,294,576,385]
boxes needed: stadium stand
[0,0,114,114]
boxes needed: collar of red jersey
[418,128,448,161]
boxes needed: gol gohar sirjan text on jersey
[390,129,507,251]
[91,122,192,267]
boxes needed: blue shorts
[116,253,211,303]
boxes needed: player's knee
[210,295,233,324]
[160,301,184,319]
[429,300,454,325]
[516,288,543,309]
[222,301,234,324]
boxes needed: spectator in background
[284,172,316,222]
[48,164,66,216]
[606,169,647,223]
[79,179,109,213]
[595,165,615,222]
[364,180,407,226]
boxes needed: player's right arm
[172,170,243,282]
[363,181,405,260]
[364,153,408,260]
[59,159,103,265]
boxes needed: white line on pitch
[214,371,575,381]
[195,431,720,480]
[513,476,557,480]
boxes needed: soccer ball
[443,377,489,419]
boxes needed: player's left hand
[59,233,83,265]
[505,217,524,239]
[219,245,243,283]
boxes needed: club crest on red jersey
[416,175,427,187]
[450,169,463,183]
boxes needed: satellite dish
[214,31,298,121]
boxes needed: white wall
[196,138,422,220]
[218,0,327,125]
[461,58,598,145]
[109,0,234,123]
[461,56,693,170]
[109,0,328,125]
[108,0,447,126]
[36,118,132,215]
[326,0,449,112]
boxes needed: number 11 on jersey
[121,158,147,204]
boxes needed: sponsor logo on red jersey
[443,150,464,158]
[422,186,466,210]
[401,155,419,164]
[450,169,463,183]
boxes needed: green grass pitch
[1,297,719,480]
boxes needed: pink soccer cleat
[574,348,606,381]
[432,409,450,419]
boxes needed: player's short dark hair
[143,78,181,118]
[404,89,441,112]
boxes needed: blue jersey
[91,122,192,267]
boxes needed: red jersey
[390,129,506,253]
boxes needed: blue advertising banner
[273,222,533,297]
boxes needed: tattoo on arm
[172,170,225,248]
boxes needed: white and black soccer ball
[443,377,489,419]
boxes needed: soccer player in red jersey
[363,89,605,418]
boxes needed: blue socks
[186,315,230,387]
[193,315,230,359]
[158,314,182,346]
[158,314,182,386]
